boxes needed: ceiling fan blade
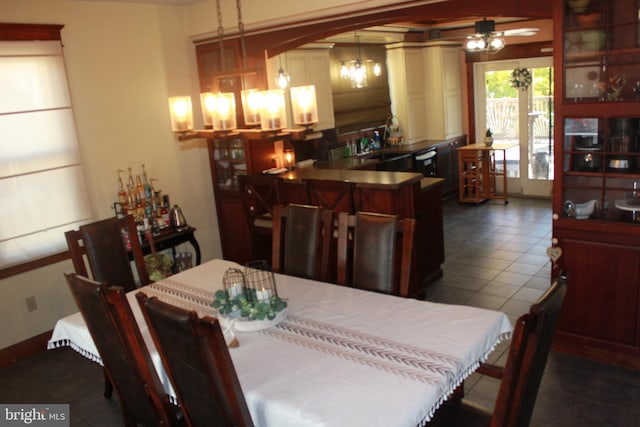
[503,28,539,37]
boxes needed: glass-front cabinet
[563,117,640,222]
[553,0,640,370]
[211,136,247,191]
[560,0,640,224]
[564,0,640,103]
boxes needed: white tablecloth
[49,259,512,427]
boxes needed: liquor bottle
[117,170,128,214]
[141,164,153,200]
[135,174,144,202]
[127,167,135,191]
[127,186,136,216]
[161,194,171,228]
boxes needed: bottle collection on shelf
[115,165,172,236]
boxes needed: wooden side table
[457,142,516,205]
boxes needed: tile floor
[426,197,640,427]
[1,197,639,426]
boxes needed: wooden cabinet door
[558,237,640,346]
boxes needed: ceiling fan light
[490,37,505,50]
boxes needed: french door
[474,57,554,197]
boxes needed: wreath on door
[511,67,532,91]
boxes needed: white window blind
[0,40,92,268]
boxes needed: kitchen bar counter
[279,168,424,189]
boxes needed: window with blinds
[0,37,92,269]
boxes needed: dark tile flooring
[1,197,639,426]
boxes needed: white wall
[0,0,221,349]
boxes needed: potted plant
[484,128,494,147]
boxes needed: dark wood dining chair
[136,292,254,427]
[336,211,415,297]
[276,178,311,206]
[306,179,356,214]
[427,274,568,427]
[272,204,334,281]
[64,272,181,427]
[238,174,281,260]
[65,214,150,293]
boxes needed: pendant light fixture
[351,32,367,88]
[168,0,313,139]
[276,55,290,90]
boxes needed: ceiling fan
[464,18,538,52]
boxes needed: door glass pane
[485,70,519,178]
[528,66,554,181]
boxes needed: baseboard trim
[0,330,52,368]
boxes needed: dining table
[48,259,512,427]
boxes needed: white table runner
[49,259,512,427]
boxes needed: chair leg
[103,368,113,398]
[451,381,465,401]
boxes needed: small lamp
[200,92,216,127]
[283,148,295,170]
[259,89,287,131]
[168,96,193,132]
[290,85,318,126]
[241,89,263,127]
[211,92,236,131]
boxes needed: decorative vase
[484,137,494,147]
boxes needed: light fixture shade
[211,92,237,131]
[276,68,290,90]
[465,35,504,53]
[340,62,350,79]
[290,85,318,126]
[241,89,263,126]
[200,92,216,127]
[373,62,382,77]
[259,89,287,131]
[351,61,367,89]
[168,96,193,132]
[283,148,295,170]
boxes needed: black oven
[414,147,437,177]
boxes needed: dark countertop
[271,138,456,190]
[278,168,424,189]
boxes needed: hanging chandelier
[339,31,382,89]
[167,0,317,138]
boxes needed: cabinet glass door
[564,0,640,103]
[212,137,247,191]
[562,116,640,222]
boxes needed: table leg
[188,233,202,265]
[103,369,113,398]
